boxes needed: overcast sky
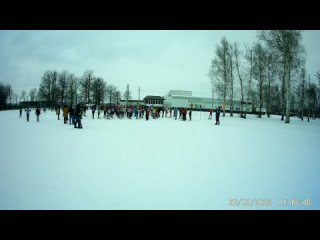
[1,30,319,99]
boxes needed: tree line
[0,69,134,110]
[37,69,123,107]
[209,30,320,123]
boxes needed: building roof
[120,99,144,102]
[143,96,165,100]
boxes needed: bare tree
[259,30,305,123]
[227,43,235,117]
[296,62,307,120]
[105,84,118,105]
[80,70,94,104]
[234,42,245,118]
[244,44,254,119]
[209,37,230,117]
[253,42,266,118]
[306,79,317,120]
[14,93,19,105]
[265,50,277,117]
[114,90,121,105]
[91,77,106,105]
[66,73,77,106]
[316,71,320,117]
[29,88,37,102]
[20,90,27,102]
[38,70,59,106]
[0,83,12,110]
[57,70,69,106]
[6,85,13,105]
[124,84,132,106]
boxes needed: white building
[164,90,253,112]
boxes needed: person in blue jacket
[25,107,31,122]
[74,104,83,128]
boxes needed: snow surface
[0,109,319,210]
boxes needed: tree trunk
[285,67,291,124]
[267,69,271,118]
[258,67,262,118]
[300,80,304,121]
[281,71,285,121]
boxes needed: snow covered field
[0,109,319,210]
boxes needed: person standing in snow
[215,106,221,125]
[19,108,22,117]
[68,105,75,125]
[92,105,96,119]
[25,107,31,122]
[174,107,177,120]
[56,106,60,120]
[208,109,213,119]
[97,105,101,118]
[134,106,138,119]
[182,108,187,121]
[189,109,192,121]
[146,107,150,121]
[63,105,69,124]
[74,104,83,128]
[35,107,41,122]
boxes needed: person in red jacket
[145,107,150,121]
[208,109,213,119]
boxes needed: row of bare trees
[209,30,320,123]
[38,69,121,106]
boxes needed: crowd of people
[19,104,222,127]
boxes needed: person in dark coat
[56,106,60,120]
[189,109,192,121]
[74,104,83,128]
[35,107,41,122]
[182,108,187,121]
[215,106,221,125]
[68,106,75,125]
[146,107,150,121]
[92,105,96,119]
[19,108,22,117]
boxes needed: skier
[74,104,83,128]
[146,107,150,121]
[97,105,101,118]
[35,107,41,122]
[208,109,213,119]
[25,107,31,122]
[215,106,221,125]
[134,106,138,119]
[19,108,22,117]
[68,105,75,125]
[174,107,177,120]
[56,106,60,120]
[182,108,187,121]
[92,105,96,119]
[63,105,69,124]
[189,109,192,121]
